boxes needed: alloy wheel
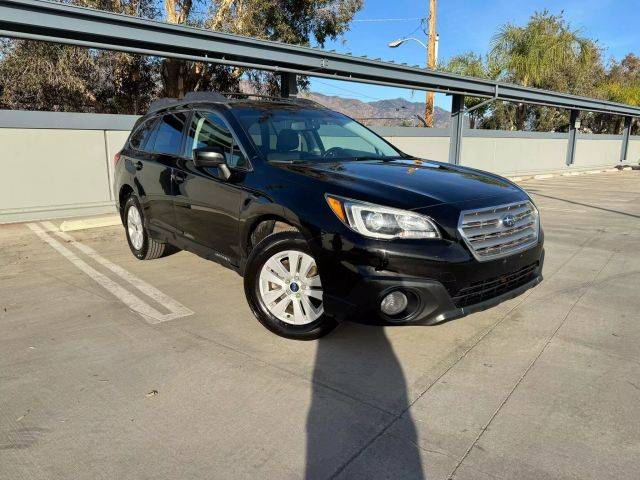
[258,249,323,325]
[127,205,144,250]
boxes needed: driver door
[173,110,249,265]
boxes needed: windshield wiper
[268,159,307,164]
[352,155,405,162]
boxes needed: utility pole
[425,0,437,127]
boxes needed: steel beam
[449,94,464,165]
[620,116,632,162]
[1,0,640,117]
[566,110,580,166]
[280,72,298,97]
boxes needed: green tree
[1,0,363,110]
[489,11,599,130]
[588,54,640,134]
[160,0,364,97]
[157,0,243,98]
[78,0,160,114]
[0,0,159,113]
[0,40,97,111]
[93,51,158,114]
[439,52,501,128]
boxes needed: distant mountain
[236,81,451,127]
[301,92,451,128]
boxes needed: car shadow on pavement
[305,322,425,479]
[528,190,640,219]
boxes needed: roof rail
[219,92,323,107]
[184,91,228,102]
[148,97,179,112]
[147,90,324,113]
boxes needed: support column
[620,116,632,163]
[448,94,464,165]
[565,109,580,166]
[280,72,298,98]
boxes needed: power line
[403,20,426,39]
[311,78,383,101]
[352,17,426,23]
[312,79,427,106]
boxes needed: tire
[123,195,168,260]
[244,231,338,340]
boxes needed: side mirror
[193,146,232,180]
[194,146,225,167]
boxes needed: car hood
[275,158,524,210]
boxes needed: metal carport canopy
[1,0,640,118]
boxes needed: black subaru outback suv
[114,91,544,340]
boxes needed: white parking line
[27,222,193,324]
[41,221,193,319]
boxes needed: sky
[308,0,640,111]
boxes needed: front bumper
[322,263,542,325]
[309,230,545,326]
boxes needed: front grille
[453,262,538,308]
[458,201,539,261]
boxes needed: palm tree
[598,82,640,133]
[440,53,486,129]
[593,54,640,133]
[490,11,597,130]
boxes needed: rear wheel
[244,232,337,340]
[123,196,168,260]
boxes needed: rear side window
[129,118,158,152]
[151,113,187,155]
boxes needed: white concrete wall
[385,136,450,163]
[574,138,625,169]
[0,111,636,223]
[624,138,640,164]
[461,136,569,176]
[385,131,635,176]
[0,128,116,223]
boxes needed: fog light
[381,291,408,316]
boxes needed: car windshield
[231,105,403,162]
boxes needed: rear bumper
[310,230,545,326]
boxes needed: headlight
[325,195,441,240]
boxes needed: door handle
[134,161,143,171]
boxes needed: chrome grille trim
[458,201,540,261]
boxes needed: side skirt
[149,225,241,274]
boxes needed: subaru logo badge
[501,214,516,228]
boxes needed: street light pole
[388,37,428,49]
[425,0,437,127]
[388,2,438,127]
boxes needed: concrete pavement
[1,171,639,479]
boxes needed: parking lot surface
[1,171,639,479]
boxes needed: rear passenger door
[139,112,187,236]
[173,110,249,265]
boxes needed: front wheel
[244,232,337,340]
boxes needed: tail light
[113,151,122,166]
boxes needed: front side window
[232,106,402,162]
[184,111,248,169]
[151,113,187,155]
